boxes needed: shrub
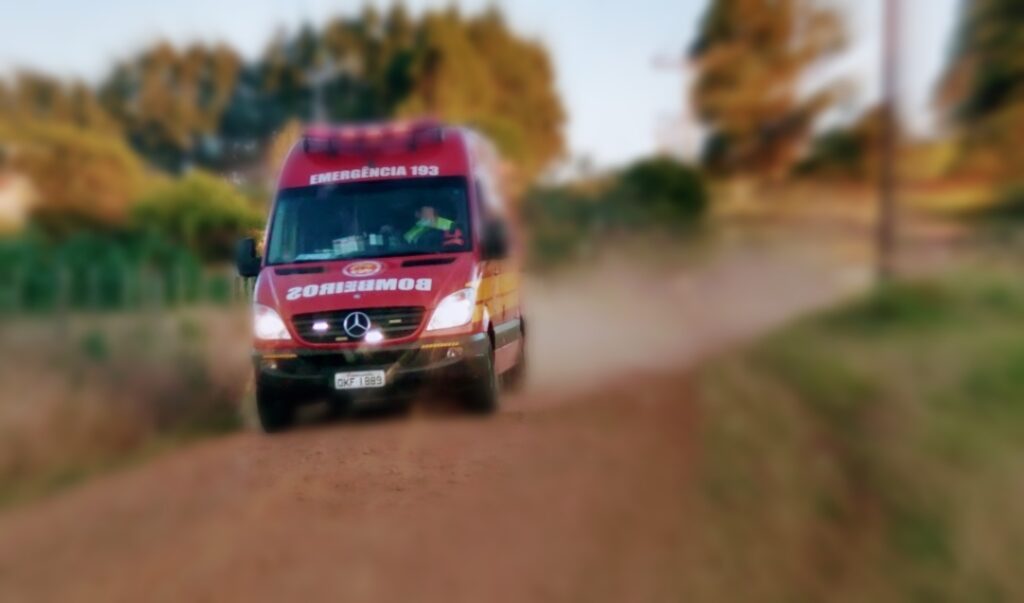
[613,156,709,225]
[521,157,709,267]
[133,171,263,262]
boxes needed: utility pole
[306,51,361,124]
[306,56,337,124]
[651,52,701,162]
[878,0,902,283]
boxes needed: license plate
[334,370,386,390]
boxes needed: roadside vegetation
[3,6,1024,571]
[0,310,249,508]
[695,269,1024,602]
[523,157,709,268]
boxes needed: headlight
[254,304,292,340]
[426,288,477,331]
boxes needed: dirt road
[0,240,868,602]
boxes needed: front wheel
[256,382,296,433]
[463,340,499,414]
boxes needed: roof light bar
[301,120,444,155]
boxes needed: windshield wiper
[287,258,336,265]
[278,250,452,265]
[362,250,444,259]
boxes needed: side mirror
[480,220,510,261]
[235,238,262,278]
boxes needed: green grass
[695,271,1024,602]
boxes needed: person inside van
[402,205,464,248]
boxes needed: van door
[476,179,506,326]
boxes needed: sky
[0,0,960,168]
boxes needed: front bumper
[253,332,490,404]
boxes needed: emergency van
[236,120,525,432]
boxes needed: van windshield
[266,177,472,265]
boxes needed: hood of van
[254,254,477,320]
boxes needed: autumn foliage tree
[0,5,566,247]
[96,6,565,186]
[398,8,565,188]
[3,72,120,134]
[0,116,150,232]
[690,0,845,181]
[100,43,244,172]
[937,0,1024,179]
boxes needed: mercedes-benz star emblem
[342,311,372,339]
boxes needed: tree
[1,118,151,232]
[99,43,243,172]
[690,0,845,181]
[937,0,1024,179]
[250,5,417,126]
[92,6,564,189]
[1,72,120,133]
[0,74,147,232]
[399,7,565,189]
[248,6,564,190]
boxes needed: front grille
[292,307,425,344]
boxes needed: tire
[463,338,499,414]
[256,382,295,433]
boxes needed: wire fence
[0,264,251,316]
[0,235,252,316]
[0,244,253,315]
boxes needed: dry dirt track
[0,243,869,603]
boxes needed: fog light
[365,329,384,344]
[446,346,463,360]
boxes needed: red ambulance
[236,120,526,432]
